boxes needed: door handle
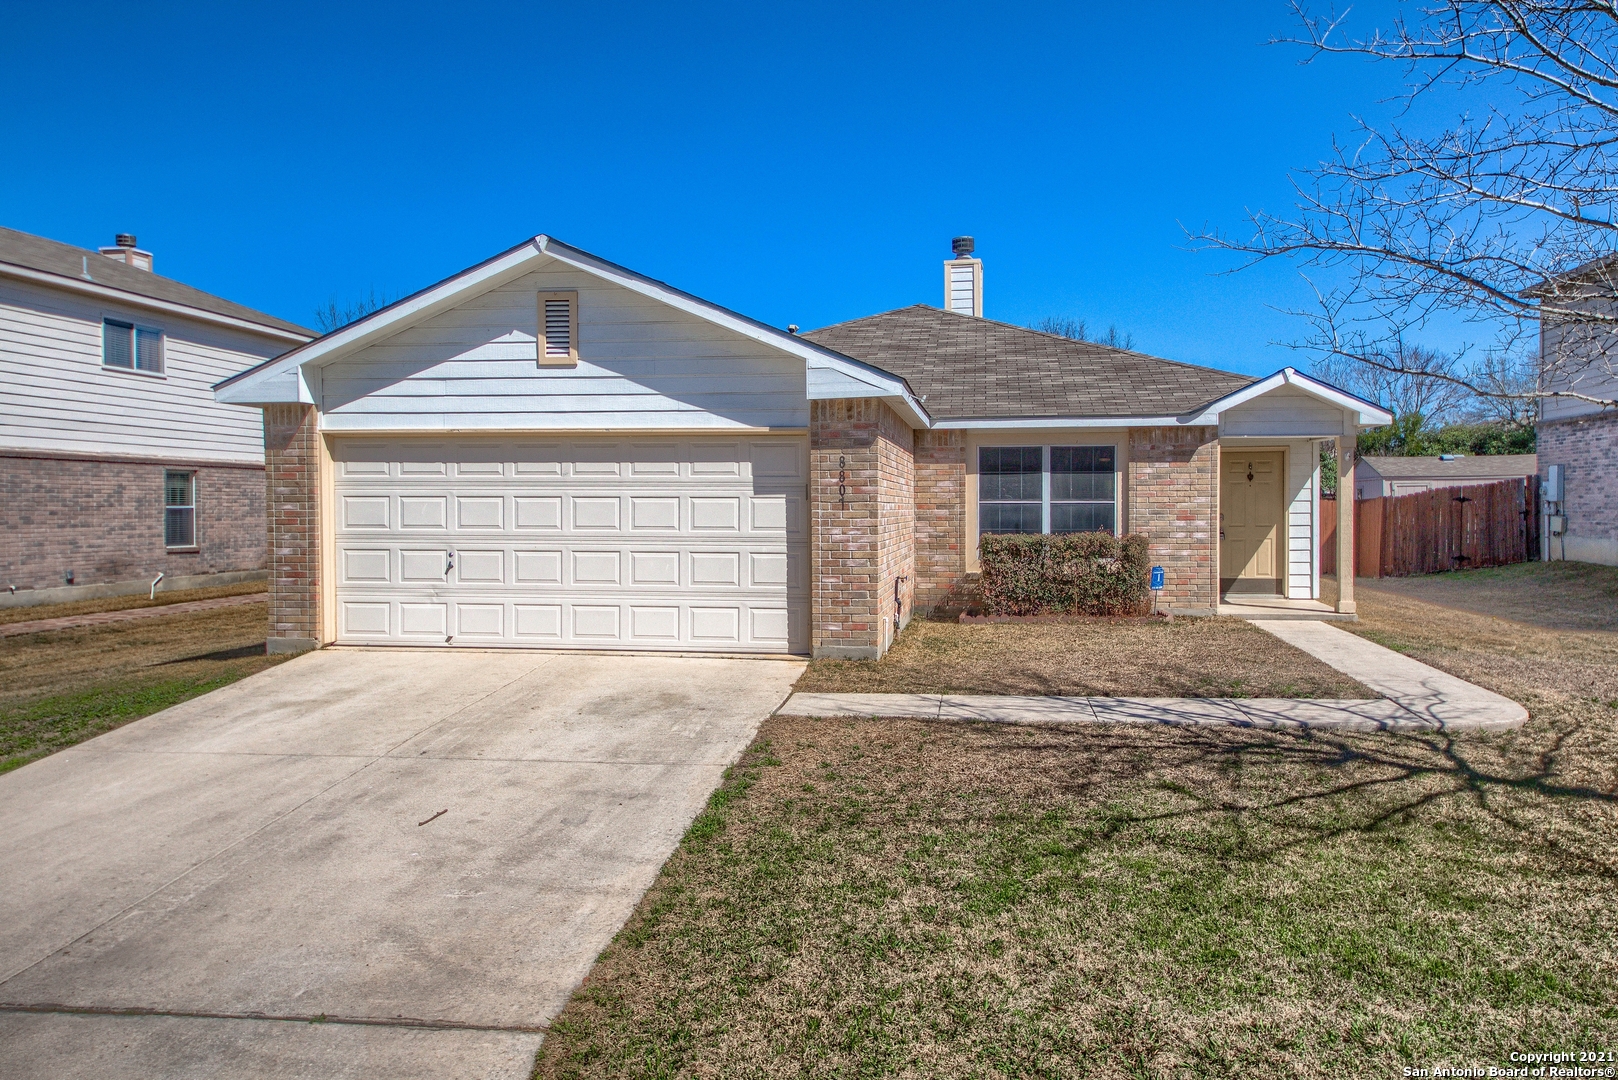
[445,550,456,577]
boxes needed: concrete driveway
[0,649,802,1079]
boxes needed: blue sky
[2,2,1408,376]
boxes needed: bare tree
[1031,315,1136,350]
[1194,1,1618,414]
[314,288,394,334]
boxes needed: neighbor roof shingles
[1358,454,1538,479]
[803,305,1256,421]
[0,226,312,337]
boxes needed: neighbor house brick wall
[810,398,915,659]
[264,403,321,650]
[1539,410,1618,565]
[1126,426,1219,613]
[0,450,264,593]
[913,428,966,610]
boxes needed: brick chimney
[943,236,982,317]
[99,233,153,272]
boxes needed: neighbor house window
[978,445,1117,536]
[104,319,164,374]
[537,291,578,366]
[164,471,195,548]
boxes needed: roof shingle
[804,305,1255,421]
[0,225,311,337]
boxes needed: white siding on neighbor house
[1541,298,1618,422]
[318,263,810,433]
[0,277,288,464]
[1220,386,1347,438]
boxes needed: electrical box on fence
[1546,464,1565,503]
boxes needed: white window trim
[164,469,197,550]
[537,290,579,367]
[102,317,167,378]
[976,442,1120,541]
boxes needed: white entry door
[332,435,809,653]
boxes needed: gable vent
[544,300,571,355]
[537,291,578,366]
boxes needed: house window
[537,291,578,366]
[104,319,164,374]
[978,445,1117,536]
[164,471,196,548]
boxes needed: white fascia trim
[536,238,931,428]
[0,262,311,345]
[934,416,1183,430]
[1180,367,1392,427]
[214,240,547,403]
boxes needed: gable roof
[1359,454,1538,480]
[215,234,928,425]
[802,305,1258,421]
[0,225,311,340]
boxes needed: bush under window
[979,532,1151,616]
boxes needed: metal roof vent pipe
[99,233,153,272]
[944,236,982,317]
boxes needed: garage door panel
[335,435,807,653]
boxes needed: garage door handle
[446,550,455,576]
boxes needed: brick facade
[1539,410,1618,565]
[0,450,264,593]
[913,428,966,610]
[1126,426,1220,614]
[810,398,915,659]
[263,403,322,651]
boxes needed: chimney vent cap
[115,233,137,248]
[951,236,975,259]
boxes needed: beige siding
[1220,385,1345,438]
[0,278,287,464]
[318,263,810,433]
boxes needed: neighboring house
[1353,454,1538,500]
[0,226,313,600]
[216,236,1389,657]
[1534,257,1618,566]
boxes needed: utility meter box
[1548,515,1567,536]
[1546,463,1565,503]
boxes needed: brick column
[1127,426,1219,615]
[810,399,915,659]
[263,404,321,653]
[914,429,966,611]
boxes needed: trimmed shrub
[979,532,1151,616]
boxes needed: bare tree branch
[1194,1,1618,414]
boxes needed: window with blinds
[103,319,164,374]
[164,470,196,548]
[537,291,578,365]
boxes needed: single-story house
[1,226,313,603]
[1353,454,1538,500]
[215,236,1390,658]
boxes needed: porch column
[1335,434,1356,614]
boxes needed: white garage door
[332,435,809,653]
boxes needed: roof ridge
[0,224,312,336]
[809,303,1253,383]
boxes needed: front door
[1220,451,1284,596]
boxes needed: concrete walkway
[782,621,1525,732]
[0,649,803,1079]
[1252,619,1526,729]
[0,593,265,638]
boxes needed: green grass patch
[0,674,254,772]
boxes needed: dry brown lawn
[795,615,1371,698]
[0,599,287,772]
[0,578,267,626]
[535,563,1618,1079]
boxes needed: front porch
[1216,593,1357,621]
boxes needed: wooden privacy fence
[1321,477,1539,578]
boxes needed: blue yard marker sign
[1150,565,1165,590]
